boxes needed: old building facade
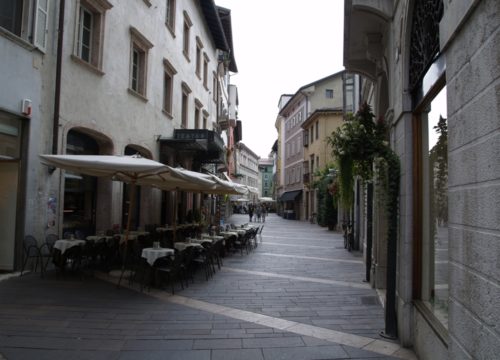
[344,0,499,358]
[276,72,355,221]
[0,0,238,271]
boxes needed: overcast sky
[214,0,346,159]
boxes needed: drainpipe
[52,0,65,154]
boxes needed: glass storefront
[420,86,448,328]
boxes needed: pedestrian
[262,205,267,222]
[248,204,254,222]
[256,205,262,222]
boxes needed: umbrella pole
[118,182,137,288]
[173,188,178,243]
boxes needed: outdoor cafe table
[85,235,114,243]
[201,234,224,241]
[53,239,86,254]
[174,242,203,251]
[220,231,239,238]
[141,247,174,266]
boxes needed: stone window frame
[128,26,153,100]
[181,82,192,129]
[195,36,203,79]
[162,58,177,118]
[165,0,176,36]
[182,11,192,61]
[0,0,50,52]
[203,53,210,90]
[194,98,203,129]
[72,0,113,74]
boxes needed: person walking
[248,204,254,222]
[261,205,267,222]
[256,205,262,223]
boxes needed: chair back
[45,234,58,250]
[23,235,40,256]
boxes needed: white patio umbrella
[40,154,218,285]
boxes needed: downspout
[52,0,65,154]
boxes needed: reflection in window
[421,86,448,327]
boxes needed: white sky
[214,0,345,159]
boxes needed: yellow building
[301,109,343,221]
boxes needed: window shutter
[34,0,49,51]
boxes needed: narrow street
[0,214,416,360]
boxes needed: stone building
[234,142,260,203]
[258,158,274,198]
[344,0,499,358]
[0,0,238,271]
[276,72,354,221]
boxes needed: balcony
[159,129,225,164]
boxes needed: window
[74,0,112,70]
[181,82,191,128]
[194,99,203,129]
[34,0,49,50]
[165,0,175,33]
[1,0,49,50]
[310,127,313,144]
[418,86,449,327]
[202,110,209,129]
[203,53,209,89]
[0,0,24,36]
[182,11,192,60]
[129,27,153,98]
[212,72,218,102]
[195,37,202,78]
[162,58,177,116]
[315,121,319,140]
[325,89,334,98]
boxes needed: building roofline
[301,107,344,129]
[279,70,346,115]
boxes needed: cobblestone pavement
[0,214,417,359]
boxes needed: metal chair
[21,235,43,276]
[40,233,58,273]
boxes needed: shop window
[418,86,449,327]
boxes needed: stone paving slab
[0,214,416,359]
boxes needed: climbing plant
[313,165,338,229]
[327,103,400,247]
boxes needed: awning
[279,190,302,202]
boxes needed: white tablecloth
[174,242,203,251]
[53,239,86,254]
[141,247,174,266]
[220,231,239,238]
[86,235,114,242]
